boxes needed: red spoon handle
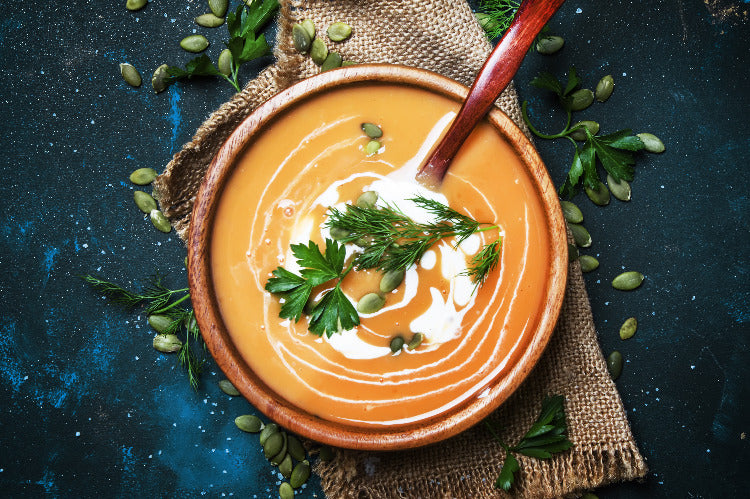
[416,0,566,187]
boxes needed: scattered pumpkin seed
[218,379,240,396]
[607,173,631,201]
[474,12,500,32]
[290,460,311,488]
[569,88,594,111]
[319,446,334,461]
[150,209,172,233]
[327,22,352,42]
[180,34,210,53]
[361,122,383,139]
[151,64,170,93]
[208,0,228,17]
[357,292,385,314]
[269,432,288,465]
[279,454,294,479]
[217,49,232,77]
[126,0,148,12]
[329,226,351,240]
[259,423,279,445]
[130,167,158,185]
[300,19,316,40]
[595,75,614,102]
[585,180,611,206]
[607,351,623,379]
[119,63,142,87]
[235,414,263,433]
[152,333,182,353]
[390,335,405,353]
[560,200,583,224]
[148,314,172,333]
[578,254,599,272]
[263,431,284,459]
[356,190,378,209]
[195,13,224,28]
[134,191,158,213]
[292,23,312,53]
[569,120,599,141]
[536,35,564,54]
[568,243,579,262]
[184,256,188,267]
[407,332,423,350]
[380,269,405,293]
[612,271,644,291]
[279,482,294,499]
[321,51,343,71]
[637,133,665,153]
[286,434,306,461]
[310,38,328,65]
[364,139,381,155]
[569,223,592,248]
[619,317,638,340]
[342,60,358,66]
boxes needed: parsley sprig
[166,0,279,92]
[265,239,359,338]
[522,67,646,198]
[485,395,573,491]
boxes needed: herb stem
[152,292,191,314]
[521,100,570,140]
[484,420,510,451]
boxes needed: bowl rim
[188,64,568,451]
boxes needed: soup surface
[211,83,551,427]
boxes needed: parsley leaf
[308,285,359,337]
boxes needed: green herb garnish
[166,0,279,92]
[477,0,521,39]
[265,239,359,338]
[486,395,573,491]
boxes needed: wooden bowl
[188,64,567,450]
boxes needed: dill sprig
[478,0,521,39]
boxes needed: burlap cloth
[154,1,648,497]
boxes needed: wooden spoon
[416,0,566,187]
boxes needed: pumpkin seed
[321,51,343,71]
[390,335,404,353]
[130,167,158,185]
[279,454,293,479]
[286,434,306,461]
[342,60,358,66]
[217,49,232,77]
[148,314,172,333]
[612,271,644,291]
[150,209,172,233]
[310,38,328,66]
[301,19,316,40]
[536,35,564,54]
[279,482,294,499]
[269,432,288,465]
[637,133,665,153]
[290,460,311,488]
[569,88,594,111]
[126,0,148,12]
[208,0,228,17]
[569,120,599,141]
[379,269,405,293]
[475,12,500,32]
[292,24,312,53]
[361,122,383,139]
[263,431,284,459]
[578,254,599,272]
[134,191,157,213]
[319,446,334,461]
[152,333,182,353]
[607,351,623,379]
[180,34,209,53]
[259,423,279,445]
[569,223,592,248]
[119,63,142,87]
[407,332,423,350]
[585,180,610,206]
[595,75,614,102]
[619,317,638,340]
[195,13,224,28]
[151,64,170,93]
[606,173,631,201]
[218,379,240,396]
[329,226,350,240]
[356,190,378,209]
[327,22,352,42]
[568,243,579,262]
[560,200,583,224]
[235,414,263,433]
[357,293,385,314]
[364,139,381,155]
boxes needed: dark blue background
[1,0,747,497]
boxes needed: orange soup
[210,84,551,427]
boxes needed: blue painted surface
[0,0,747,497]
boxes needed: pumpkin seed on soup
[329,226,350,240]
[119,63,142,87]
[390,335,405,353]
[380,268,405,293]
[619,317,638,340]
[364,139,381,156]
[361,122,383,139]
[407,332,423,350]
[327,22,352,42]
[356,190,378,209]
[357,293,385,314]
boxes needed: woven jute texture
[154,1,648,497]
